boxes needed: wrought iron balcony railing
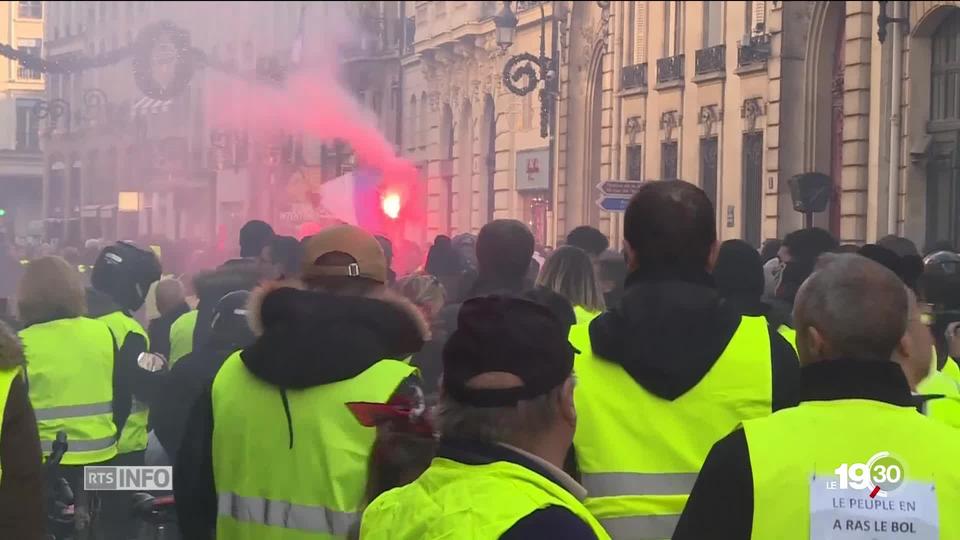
[695,44,725,75]
[516,1,547,12]
[656,54,684,84]
[738,34,772,68]
[621,63,647,90]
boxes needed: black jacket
[174,283,428,540]
[673,360,919,540]
[428,440,599,540]
[85,287,162,418]
[588,268,800,408]
[149,343,241,460]
[189,262,262,355]
[413,278,576,401]
[148,302,190,359]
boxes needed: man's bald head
[155,278,185,316]
[794,254,908,364]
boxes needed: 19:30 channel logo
[832,452,905,497]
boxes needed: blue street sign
[597,196,630,212]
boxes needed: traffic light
[0,208,6,217]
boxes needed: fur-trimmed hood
[240,280,429,389]
[0,320,24,369]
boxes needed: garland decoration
[131,21,195,100]
[0,41,133,74]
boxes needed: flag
[290,3,307,66]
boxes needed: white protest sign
[810,478,938,539]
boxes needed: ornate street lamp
[493,1,518,49]
[498,1,556,140]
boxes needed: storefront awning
[132,96,172,117]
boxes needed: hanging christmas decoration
[0,19,284,97]
[0,41,133,74]
[132,21,195,100]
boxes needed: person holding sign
[674,254,960,540]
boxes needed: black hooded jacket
[587,268,800,408]
[174,283,428,540]
[189,262,263,354]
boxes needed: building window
[664,1,684,56]
[742,131,764,247]
[17,1,42,19]
[699,137,718,211]
[16,39,42,79]
[745,1,766,35]
[16,99,40,150]
[661,141,678,180]
[626,144,642,181]
[703,1,723,48]
[99,1,106,20]
[931,11,960,122]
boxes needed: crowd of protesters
[2,179,960,539]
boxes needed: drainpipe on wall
[886,0,903,235]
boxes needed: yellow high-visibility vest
[98,311,150,455]
[744,398,960,539]
[361,457,612,540]
[168,310,197,365]
[572,315,772,539]
[212,352,416,539]
[777,324,797,353]
[20,317,118,465]
[0,365,23,483]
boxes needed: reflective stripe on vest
[360,457,612,540]
[33,401,113,421]
[744,399,960,540]
[213,353,417,539]
[598,515,680,540]
[40,435,115,453]
[572,314,773,538]
[219,492,357,536]
[21,317,118,465]
[581,472,698,497]
[0,366,22,484]
[98,311,150,454]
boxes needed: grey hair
[536,246,606,313]
[794,253,908,361]
[436,386,565,444]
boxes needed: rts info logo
[829,451,905,498]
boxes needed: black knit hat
[442,296,577,407]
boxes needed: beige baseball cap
[301,225,387,283]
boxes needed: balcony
[621,63,647,91]
[516,1,547,12]
[656,54,684,85]
[695,44,725,75]
[17,66,41,80]
[738,34,772,69]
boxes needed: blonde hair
[536,246,606,313]
[17,256,87,326]
[396,273,447,319]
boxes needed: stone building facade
[403,0,960,249]
[0,0,44,237]
[39,1,405,245]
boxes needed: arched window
[931,11,960,122]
